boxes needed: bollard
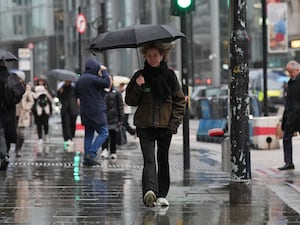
[208,128,230,173]
[221,136,231,173]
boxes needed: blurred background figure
[101,75,124,160]
[14,70,34,157]
[119,82,136,138]
[32,76,53,145]
[57,80,79,148]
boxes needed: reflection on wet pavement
[0,119,299,224]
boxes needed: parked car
[189,85,228,119]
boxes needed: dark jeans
[102,129,117,154]
[137,127,172,198]
[283,130,294,165]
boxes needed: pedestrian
[125,42,185,207]
[32,76,53,145]
[118,82,136,137]
[57,80,79,148]
[14,70,34,157]
[278,60,300,170]
[101,75,124,160]
[75,58,110,166]
[0,61,25,169]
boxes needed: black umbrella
[0,50,18,62]
[47,69,78,82]
[89,24,185,52]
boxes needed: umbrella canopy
[113,75,130,87]
[89,24,185,52]
[47,69,78,82]
[0,50,18,62]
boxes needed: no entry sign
[76,13,87,34]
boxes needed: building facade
[0,0,300,87]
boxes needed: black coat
[57,83,78,116]
[282,73,300,133]
[0,66,17,145]
[105,88,124,130]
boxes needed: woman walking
[125,42,185,208]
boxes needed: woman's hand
[136,75,145,86]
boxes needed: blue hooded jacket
[75,58,110,126]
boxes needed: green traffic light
[177,0,192,8]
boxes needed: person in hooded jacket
[101,75,124,160]
[32,76,53,145]
[75,58,110,166]
[14,70,34,157]
[125,42,185,208]
[57,80,79,148]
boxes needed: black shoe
[84,154,101,166]
[82,161,93,166]
[278,163,295,170]
[0,157,9,171]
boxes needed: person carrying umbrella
[57,80,79,148]
[125,42,185,208]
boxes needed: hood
[84,58,101,75]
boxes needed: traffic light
[171,0,195,16]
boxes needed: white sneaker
[67,139,73,146]
[38,139,43,145]
[143,190,156,207]
[110,153,117,160]
[155,198,169,206]
[100,149,109,159]
[157,206,169,215]
[44,135,49,143]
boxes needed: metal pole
[210,0,221,87]
[100,3,108,66]
[180,12,190,170]
[262,0,268,116]
[229,0,252,204]
[78,6,82,74]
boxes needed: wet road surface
[0,116,300,224]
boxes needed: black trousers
[102,129,117,154]
[283,130,294,165]
[123,114,136,135]
[61,112,77,141]
[35,113,49,139]
[137,127,172,198]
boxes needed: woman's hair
[140,42,174,62]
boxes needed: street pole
[78,6,82,74]
[100,3,108,66]
[180,12,190,170]
[229,0,252,203]
[262,0,268,116]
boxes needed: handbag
[116,124,127,145]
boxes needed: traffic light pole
[78,6,82,74]
[180,12,190,170]
[229,0,252,203]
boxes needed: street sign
[76,13,87,34]
[18,48,31,71]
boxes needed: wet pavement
[1,115,300,224]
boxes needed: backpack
[37,94,48,108]
[5,74,26,105]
